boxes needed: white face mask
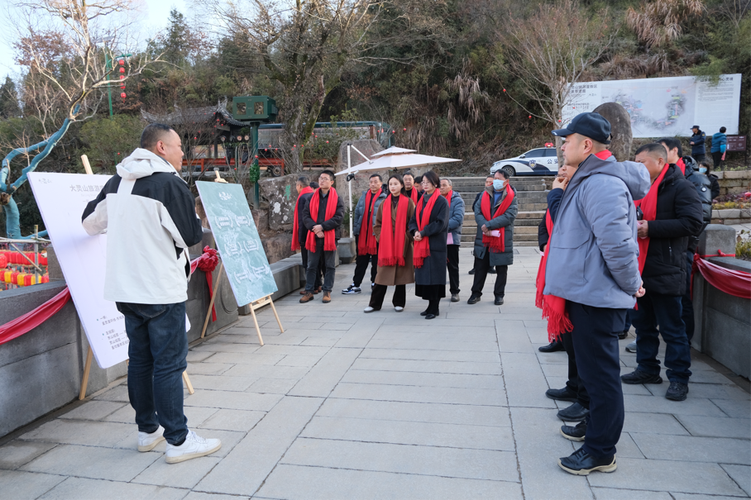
[493,179,506,190]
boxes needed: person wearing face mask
[365,174,416,313]
[700,160,721,199]
[468,170,518,306]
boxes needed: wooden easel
[246,295,284,346]
[200,262,224,339]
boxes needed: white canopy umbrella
[336,144,462,236]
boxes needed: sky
[0,0,189,81]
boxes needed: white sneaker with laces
[364,306,375,313]
[165,430,222,464]
[394,306,404,312]
[138,426,165,452]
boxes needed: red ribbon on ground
[191,246,219,322]
[692,251,751,300]
[0,287,71,346]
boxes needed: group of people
[689,124,730,171]
[534,112,708,476]
[291,167,519,318]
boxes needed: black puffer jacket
[642,164,703,296]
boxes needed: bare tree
[626,0,705,49]
[0,0,162,237]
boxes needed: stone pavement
[1,247,749,500]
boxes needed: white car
[490,147,558,176]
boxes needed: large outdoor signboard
[562,74,742,138]
[195,181,277,306]
[28,172,128,369]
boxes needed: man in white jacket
[82,123,221,464]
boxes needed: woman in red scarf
[365,174,416,313]
[408,171,449,319]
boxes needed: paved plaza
[1,247,749,499]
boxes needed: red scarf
[480,186,515,252]
[595,150,613,161]
[535,210,572,341]
[378,195,409,267]
[406,188,418,204]
[291,186,314,251]
[305,188,339,253]
[357,190,380,255]
[443,190,453,208]
[676,157,686,175]
[634,164,669,274]
[413,191,440,268]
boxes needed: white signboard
[28,172,128,369]
[562,74,742,138]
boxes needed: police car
[490,146,558,176]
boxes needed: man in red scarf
[292,176,323,294]
[300,170,344,304]
[403,172,419,204]
[343,174,386,294]
[468,170,517,306]
[622,144,703,402]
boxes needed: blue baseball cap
[552,112,611,145]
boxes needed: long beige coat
[374,195,415,286]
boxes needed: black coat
[296,191,314,246]
[408,192,449,286]
[537,188,563,251]
[642,164,703,295]
[302,189,345,242]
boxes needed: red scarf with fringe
[413,191,440,268]
[357,190,380,255]
[305,188,339,253]
[480,186,515,252]
[291,186,314,251]
[634,164,670,274]
[536,210,572,341]
[378,195,409,267]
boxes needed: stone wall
[714,170,751,197]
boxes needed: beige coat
[374,195,415,286]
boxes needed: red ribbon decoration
[692,251,750,300]
[191,246,220,322]
[0,287,71,346]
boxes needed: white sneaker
[625,341,637,353]
[165,430,222,464]
[394,306,404,312]
[364,306,375,313]
[138,426,165,452]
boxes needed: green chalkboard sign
[196,181,278,306]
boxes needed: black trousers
[300,247,323,289]
[682,250,695,343]
[471,252,508,298]
[305,239,337,292]
[369,284,406,309]
[560,331,589,408]
[712,151,723,169]
[352,239,377,287]
[447,245,460,294]
[568,301,627,458]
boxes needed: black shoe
[468,269,475,275]
[539,341,564,353]
[467,294,481,305]
[450,293,460,302]
[425,313,437,320]
[621,369,663,385]
[494,296,504,306]
[420,310,429,316]
[665,381,689,401]
[488,268,496,274]
[546,386,578,402]
[557,402,589,422]
[618,330,629,340]
[560,420,587,442]
[558,447,616,476]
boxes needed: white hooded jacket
[82,148,203,304]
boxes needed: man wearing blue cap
[543,112,650,475]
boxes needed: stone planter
[337,237,356,264]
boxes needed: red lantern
[118,59,124,66]
[119,67,125,73]
[0,254,7,268]
[120,92,126,99]
[119,75,125,80]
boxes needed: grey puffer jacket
[446,190,465,245]
[353,189,387,236]
[544,154,650,309]
[473,185,518,267]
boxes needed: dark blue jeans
[632,293,692,384]
[681,250,695,342]
[568,301,626,458]
[117,302,188,445]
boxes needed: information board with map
[195,181,277,306]
[562,74,741,138]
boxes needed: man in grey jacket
[546,112,650,475]
[440,178,465,302]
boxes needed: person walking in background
[409,171,449,320]
[292,176,323,294]
[300,170,344,304]
[82,123,221,464]
[689,125,706,164]
[545,112,650,475]
[440,178,465,302]
[469,175,494,276]
[699,160,721,199]
[403,171,419,204]
[468,170,517,306]
[343,174,386,295]
[622,143,703,402]
[365,174,416,313]
[711,126,728,170]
